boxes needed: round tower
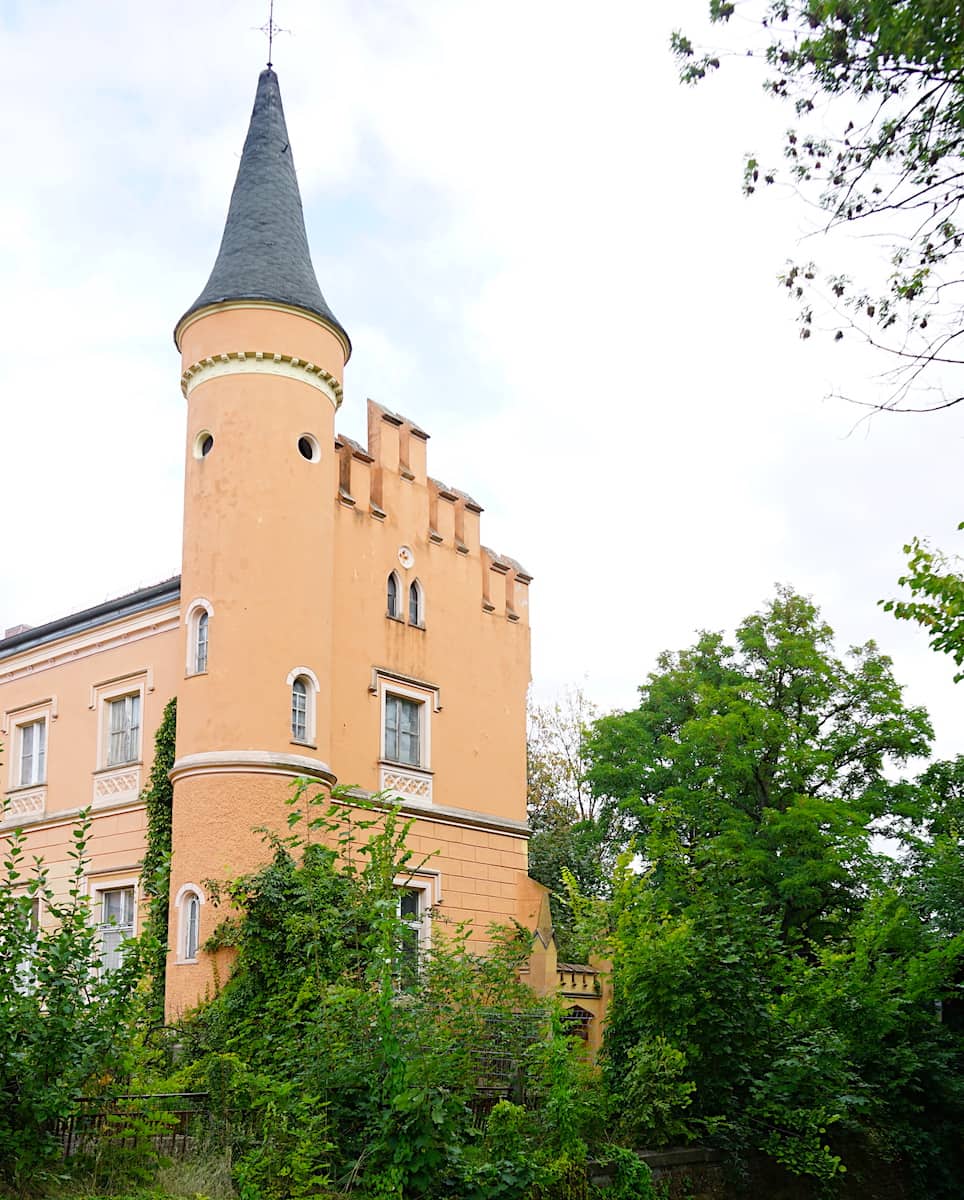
[165,69,350,1016]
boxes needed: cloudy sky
[1,0,961,759]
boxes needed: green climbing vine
[140,696,176,1024]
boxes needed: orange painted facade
[0,66,576,1027]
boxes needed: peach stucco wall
[2,298,543,1022]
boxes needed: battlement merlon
[334,400,532,624]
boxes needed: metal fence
[56,1092,211,1160]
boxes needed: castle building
[0,68,605,1039]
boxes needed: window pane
[399,699,420,765]
[19,721,47,787]
[409,583,420,625]
[387,574,398,617]
[385,696,400,760]
[99,887,134,972]
[196,612,209,673]
[185,896,200,959]
[108,696,140,765]
[292,679,308,740]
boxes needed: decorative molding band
[380,766,433,805]
[181,351,343,408]
[93,766,141,807]
[2,787,46,825]
[340,786,531,840]
[0,795,143,835]
[175,300,352,363]
[169,749,337,787]
[0,606,179,687]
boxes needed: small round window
[298,434,320,462]
[193,431,214,459]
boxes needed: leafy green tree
[587,585,932,943]
[527,690,621,957]
[673,1,964,411]
[883,523,964,679]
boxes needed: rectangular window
[18,720,46,787]
[99,886,135,972]
[396,887,423,989]
[384,695,421,766]
[107,695,141,766]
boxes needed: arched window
[175,884,204,963]
[409,580,424,626]
[185,893,200,960]
[387,572,400,618]
[291,678,308,741]
[287,667,320,745]
[195,611,209,674]
[185,598,213,676]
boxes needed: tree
[673,1,964,412]
[592,589,964,1189]
[527,690,619,957]
[883,522,964,679]
[586,585,933,942]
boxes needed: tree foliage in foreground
[587,587,964,1193]
[884,521,964,679]
[673,0,964,411]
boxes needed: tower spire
[175,68,349,354]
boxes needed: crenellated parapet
[334,400,531,622]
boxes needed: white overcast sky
[1,0,961,761]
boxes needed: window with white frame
[97,885,135,972]
[393,875,436,988]
[384,694,422,766]
[195,611,209,673]
[185,599,213,676]
[14,896,40,992]
[18,719,46,787]
[287,667,319,745]
[291,678,308,740]
[408,580,424,626]
[387,571,400,619]
[107,694,141,766]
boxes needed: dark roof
[0,577,181,661]
[175,69,349,352]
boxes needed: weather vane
[257,0,289,68]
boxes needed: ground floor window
[98,885,135,972]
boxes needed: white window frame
[92,674,147,771]
[382,686,428,769]
[408,578,425,627]
[19,718,47,787]
[394,871,440,964]
[3,699,54,795]
[185,597,214,676]
[286,666,320,747]
[89,876,137,974]
[174,882,205,964]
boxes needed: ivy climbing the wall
[140,696,176,1025]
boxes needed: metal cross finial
[258,0,285,68]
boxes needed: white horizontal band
[169,749,336,786]
[181,351,343,408]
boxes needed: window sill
[185,669,209,679]
[291,739,317,751]
[386,612,405,623]
[5,780,47,794]
[408,622,426,632]
[93,761,142,775]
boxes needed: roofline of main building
[0,577,182,661]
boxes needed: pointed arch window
[408,580,424,627]
[387,572,401,619]
[195,612,209,674]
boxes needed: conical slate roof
[176,68,349,350]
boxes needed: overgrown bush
[0,807,147,1191]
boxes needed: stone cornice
[180,350,344,408]
[169,749,336,786]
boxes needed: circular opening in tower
[193,431,214,459]
[298,434,320,462]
